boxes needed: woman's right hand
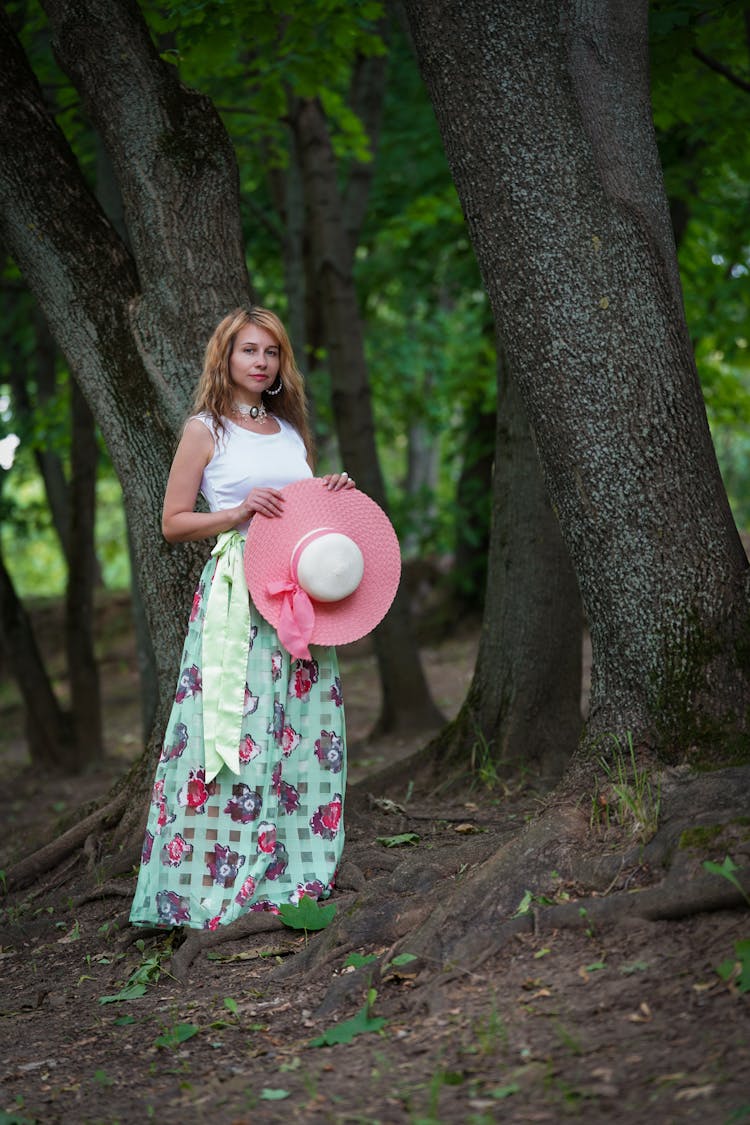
[237,486,286,522]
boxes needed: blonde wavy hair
[192,307,313,460]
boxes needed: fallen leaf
[674,1085,716,1101]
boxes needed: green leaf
[344,952,378,968]
[489,1083,520,1099]
[223,997,239,1015]
[98,982,148,1004]
[703,856,750,906]
[309,1002,387,1047]
[620,960,649,975]
[154,1023,200,1049]
[512,890,534,917]
[389,953,418,967]
[584,961,607,972]
[113,1015,137,1026]
[260,1089,290,1101]
[717,939,750,993]
[375,833,420,848]
[278,897,336,931]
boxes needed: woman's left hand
[324,471,356,491]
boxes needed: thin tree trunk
[65,380,102,766]
[293,94,442,733]
[0,547,71,770]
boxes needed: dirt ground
[0,594,748,1124]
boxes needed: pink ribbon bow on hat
[265,579,316,661]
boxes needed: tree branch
[691,47,750,94]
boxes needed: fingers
[248,487,285,517]
[324,471,356,491]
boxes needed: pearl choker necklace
[231,401,268,424]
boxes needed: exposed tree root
[76,883,134,906]
[271,765,750,1015]
[4,791,128,893]
[168,913,287,981]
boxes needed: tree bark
[41,0,251,417]
[292,94,443,733]
[453,356,582,780]
[404,0,750,764]
[0,546,71,770]
[65,380,103,766]
[0,6,251,801]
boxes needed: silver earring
[265,377,283,396]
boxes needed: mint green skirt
[130,552,346,929]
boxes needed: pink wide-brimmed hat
[244,478,401,660]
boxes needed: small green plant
[309,987,387,1046]
[153,1022,200,1049]
[578,906,596,939]
[376,832,420,848]
[278,896,336,946]
[703,856,750,907]
[469,727,501,790]
[472,1001,508,1056]
[715,939,750,993]
[99,939,171,1004]
[591,731,660,842]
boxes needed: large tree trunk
[0,4,251,850]
[404,0,750,765]
[293,94,443,734]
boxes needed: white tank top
[194,414,312,533]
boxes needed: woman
[130,307,354,930]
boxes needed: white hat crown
[292,529,364,603]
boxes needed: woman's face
[228,324,281,401]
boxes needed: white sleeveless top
[194,414,312,533]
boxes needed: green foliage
[344,951,378,968]
[702,855,750,906]
[309,987,386,1046]
[375,832,420,847]
[591,732,661,843]
[153,1022,201,1049]
[716,938,750,993]
[278,896,336,931]
[651,1,750,527]
[98,941,168,1004]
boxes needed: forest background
[1,2,750,1121]
[3,0,750,638]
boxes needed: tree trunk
[0,6,247,731]
[0,546,72,770]
[41,0,250,417]
[450,395,494,613]
[292,94,443,733]
[452,356,582,780]
[404,0,750,765]
[64,380,103,767]
[30,305,72,562]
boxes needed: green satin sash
[201,530,252,782]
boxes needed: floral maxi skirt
[130,551,346,930]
